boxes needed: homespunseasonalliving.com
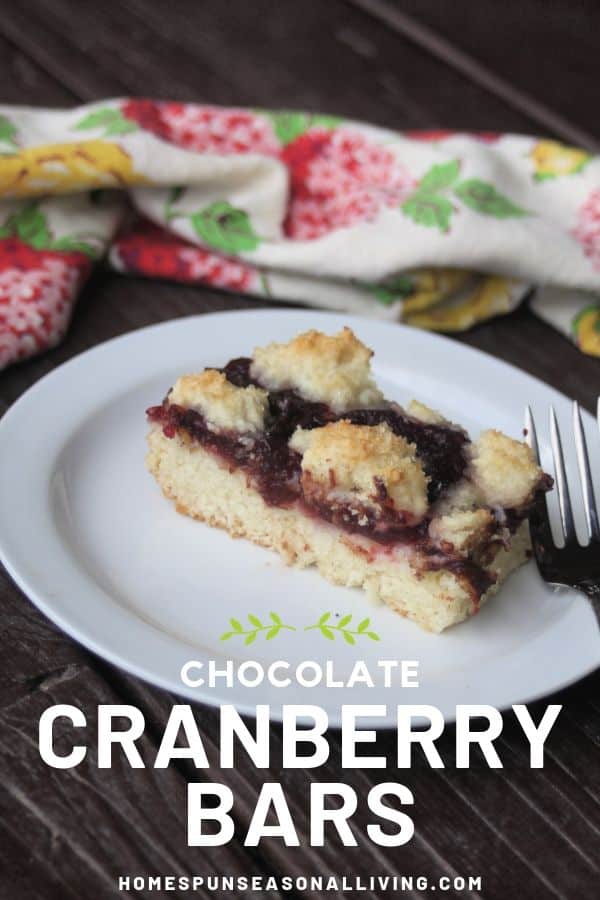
[37,658,561,848]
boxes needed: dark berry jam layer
[147,358,517,607]
[220,357,469,502]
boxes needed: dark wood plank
[4,0,538,133]
[359,0,600,146]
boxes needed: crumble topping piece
[429,508,495,554]
[469,429,543,508]
[407,399,450,426]
[250,327,384,412]
[291,420,429,522]
[169,370,268,433]
[433,479,484,515]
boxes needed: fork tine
[550,406,576,545]
[573,401,600,542]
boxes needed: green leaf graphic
[417,159,460,193]
[454,179,527,218]
[104,119,138,136]
[0,204,52,248]
[0,114,17,150]
[0,202,102,256]
[265,111,342,145]
[219,611,295,643]
[402,194,453,232]
[271,112,309,144]
[51,236,101,258]
[75,108,118,129]
[190,202,260,253]
[15,205,51,248]
[74,106,138,138]
[369,275,414,305]
[305,612,382,643]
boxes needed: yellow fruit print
[404,276,515,332]
[0,141,148,196]
[401,268,471,314]
[572,305,600,356]
[530,140,590,181]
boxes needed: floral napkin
[1,99,599,371]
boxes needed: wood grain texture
[356,0,600,146]
[0,1,599,898]
[346,0,600,148]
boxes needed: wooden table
[1,2,599,897]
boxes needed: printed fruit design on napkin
[0,140,147,196]
[530,139,591,180]
[119,101,417,240]
[113,218,257,292]
[0,202,97,368]
[572,305,600,355]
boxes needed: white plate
[1,310,598,725]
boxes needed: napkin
[1,99,599,371]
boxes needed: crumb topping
[429,508,495,554]
[250,327,384,412]
[407,399,451,426]
[291,420,429,522]
[169,370,268,433]
[469,429,543,508]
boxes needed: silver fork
[525,399,600,627]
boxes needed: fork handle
[581,583,600,629]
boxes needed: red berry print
[572,188,600,272]
[113,219,257,292]
[0,238,90,368]
[406,129,500,143]
[121,100,279,156]
[281,127,416,240]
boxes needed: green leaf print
[50,236,101,258]
[402,194,453,232]
[0,202,101,256]
[417,159,460,193]
[0,204,52,248]
[75,107,138,138]
[190,201,261,253]
[0,114,17,151]
[454,179,527,218]
[266,111,342,145]
[14,205,51,248]
[165,185,185,221]
[369,274,414,305]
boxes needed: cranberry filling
[146,358,533,607]
[147,402,302,506]
[220,357,469,500]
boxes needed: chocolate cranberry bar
[146,328,551,632]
